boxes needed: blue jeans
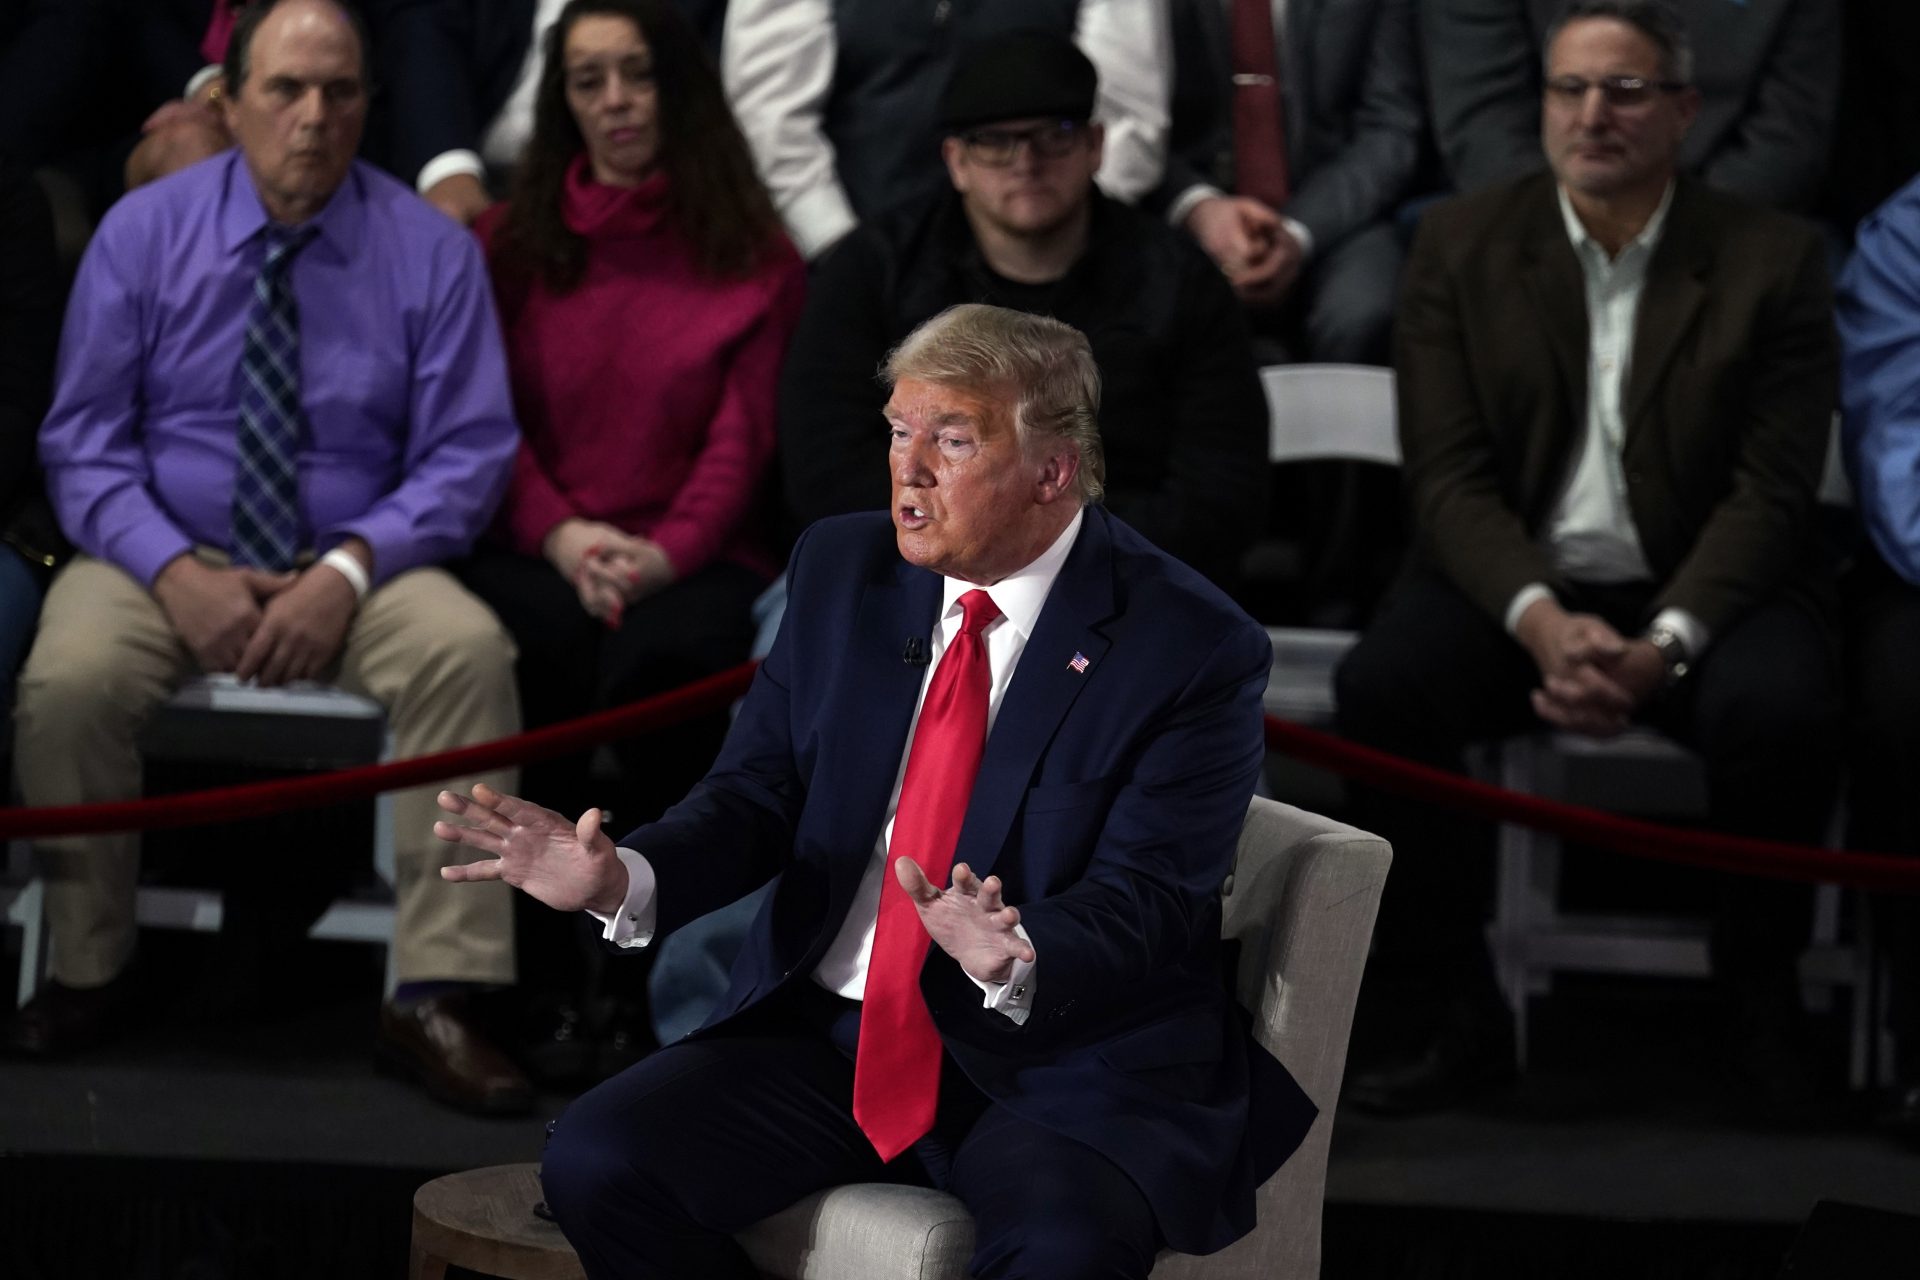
[0,545,46,709]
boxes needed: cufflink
[1011,984,1027,999]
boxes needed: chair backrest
[1260,363,1400,467]
[1151,796,1392,1280]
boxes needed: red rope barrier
[0,662,758,840]
[1264,717,1920,893]
[0,657,1915,893]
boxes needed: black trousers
[1843,550,1920,1072]
[455,550,762,999]
[1333,565,1843,1021]
[540,981,1162,1280]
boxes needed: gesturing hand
[435,783,629,915]
[893,859,1036,985]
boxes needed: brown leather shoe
[2,972,139,1058]
[377,993,534,1116]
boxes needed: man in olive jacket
[1333,0,1841,1117]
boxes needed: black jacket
[777,190,1268,588]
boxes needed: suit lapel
[1624,186,1711,442]
[1518,182,1590,434]
[955,510,1118,882]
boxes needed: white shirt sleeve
[585,848,659,949]
[962,924,1035,1025]
[1649,606,1709,660]
[416,149,487,196]
[1504,582,1558,636]
[722,0,856,258]
[1077,0,1173,203]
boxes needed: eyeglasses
[958,120,1087,166]
[1545,75,1688,109]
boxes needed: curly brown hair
[491,0,781,292]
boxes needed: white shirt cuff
[1168,183,1223,229]
[586,847,657,948]
[184,64,223,101]
[1505,583,1557,635]
[782,181,858,259]
[417,149,486,197]
[1280,215,1315,261]
[1649,607,1709,661]
[964,924,1034,1025]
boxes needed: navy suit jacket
[622,507,1315,1254]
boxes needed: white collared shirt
[592,508,1087,1026]
[415,0,567,196]
[1504,183,1707,657]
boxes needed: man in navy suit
[434,303,1313,1279]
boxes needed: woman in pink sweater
[460,0,803,838]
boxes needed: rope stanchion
[0,661,759,841]
[1,659,1916,894]
[1265,716,1920,893]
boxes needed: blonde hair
[884,304,1105,504]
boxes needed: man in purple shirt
[4,0,533,1116]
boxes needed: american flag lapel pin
[1068,651,1090,674]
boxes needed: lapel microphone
[902,636,930,666]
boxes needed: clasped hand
[1515,599,1665,736]
[893,859,1036,985]
[152,554,358,684]
[542,519,675,627]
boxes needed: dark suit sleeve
[1692,0,1839,212]
[365,0,483,187]
[777,231,895,529]
[1283,0,1424,251]
[1420,0,1548,195]
[1098,252,1269,582]
[0,167,60,521]
[1393,206,1557,619]
[1012,618,1269,1033]
[1651,226,1837,636]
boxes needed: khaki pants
[14,555,520,989]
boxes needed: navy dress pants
[541,982,1163,1280]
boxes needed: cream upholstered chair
[734,796,1392,1280]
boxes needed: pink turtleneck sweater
[476,157,805,578]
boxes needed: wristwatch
[1644,624,1691,689]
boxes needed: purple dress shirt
[41,152,519,588]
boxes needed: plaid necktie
[231,224,316,572]
[853,588,1002,1162]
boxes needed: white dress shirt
[1503,183,1708,658]
[415,0,567,196]
[721,0,1173,258]
[592,508,1087,1026]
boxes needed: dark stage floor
[2,925,1917,1278]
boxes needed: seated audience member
[1423,0,1838,212]
[722,0,1172,259]
[459,0,802,854]
[123,1,370,191]
[1836,171,1920,1147]
[0,163,63,705]
[435,304,1317,1280]
[1335,0,1841,1114]
[1154,0,1423,366]
[779,29,1267,591]
[365,0,727,227]
[3,0,532,1117]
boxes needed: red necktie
[1230,0,1291,210]
[201,0,239,67]
[853,588,1001,1162]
